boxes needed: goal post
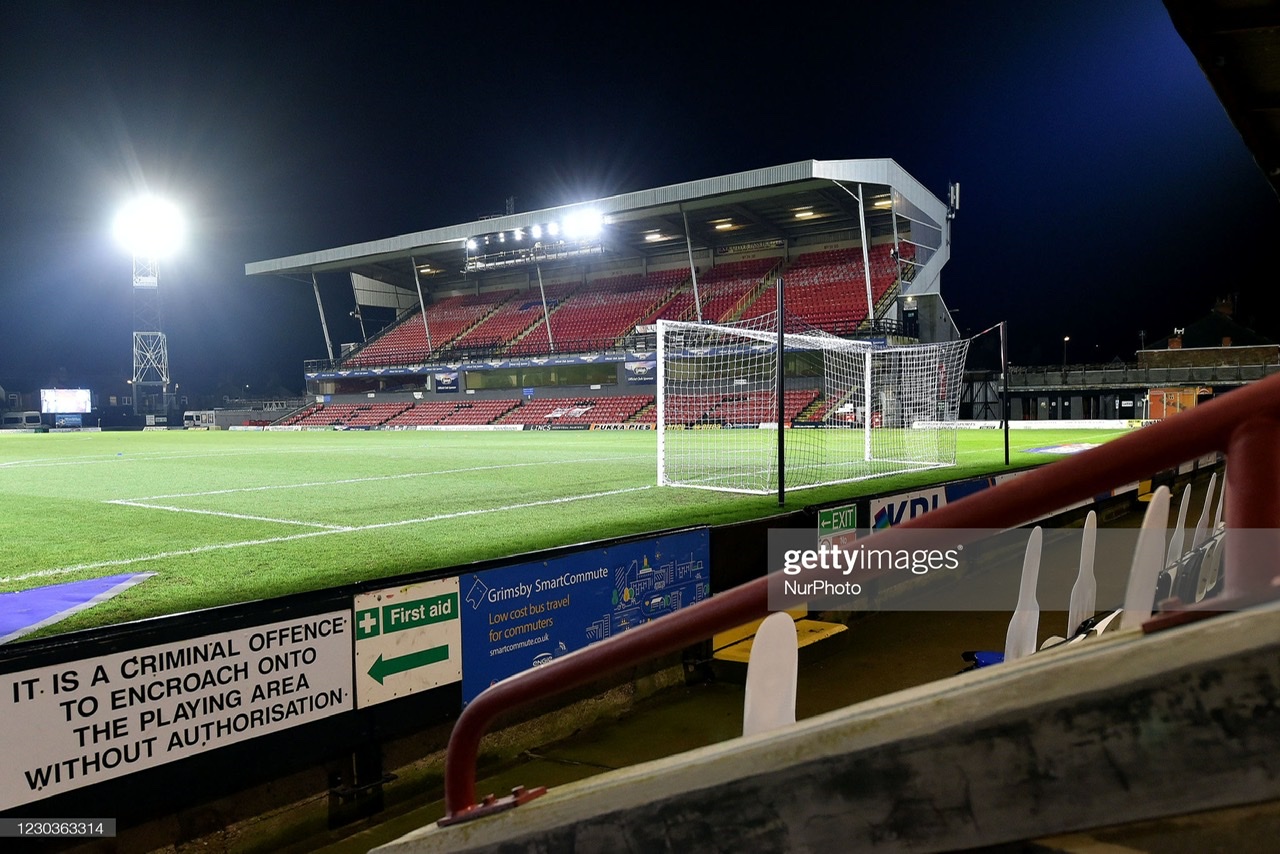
[656,313,969,495]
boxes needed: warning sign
[1,611,353,810]
[354,577,461,708]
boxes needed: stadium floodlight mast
[113,196,184,415]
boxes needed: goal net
[656,313,970,494]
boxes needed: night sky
[1,1,1276,400]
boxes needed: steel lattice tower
[131,253,169,413]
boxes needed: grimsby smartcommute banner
[458,528,710,704]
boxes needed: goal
[656,313,970,495]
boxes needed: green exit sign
[818,504,857,535]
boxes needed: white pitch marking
[116,456,643,502]
[954,430,1127,458]
[106,500,351,530]
[0,457,69,468]
[0,445,457,471]
[1,485,653,585]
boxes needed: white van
[1,411,43,429]
[184,410,216,429]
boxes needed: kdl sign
[871,488,946,529]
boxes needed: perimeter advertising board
[1,612,353,810]
[459,529,709,704]
[869,487,948,529]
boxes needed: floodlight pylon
[131,253,169,413]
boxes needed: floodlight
[113,196,184,257]
[466,239,477,251]
[115,195,182,414]
[562,209,603,239]
[547,222,560,237]
[531,224,542,240]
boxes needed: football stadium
[1,152,1269,849]
[2,158,1146,637]
[3,5,1280,853]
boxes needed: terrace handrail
[441,371,1280,821]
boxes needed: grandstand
[247,160,960,407]
[326,247,913,373]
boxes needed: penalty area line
[2,485,654,585]
[105,500,351,530]
[119,455,645,502]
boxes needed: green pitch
[0,426,1127,637]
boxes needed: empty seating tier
[328,247,910,370]
[691,258,778,323]
[739,245,907,334]
[276,402,411,428]
[662,389,819,426]
[506,270,685,355]
[345,290,517,368]
[449,282,580,354]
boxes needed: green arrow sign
[819,503,857,535]
[368,644,450,685]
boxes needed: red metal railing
[441,371,1280,821]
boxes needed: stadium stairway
[639,281,697,325]
[720,272,776,323]
[446,283,579,355]
[859,278,901,334]
[792,396,828,424]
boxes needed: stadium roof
[245,159,950,296]
[1165,0,1280,199]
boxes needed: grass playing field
[0,426,1129,637]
